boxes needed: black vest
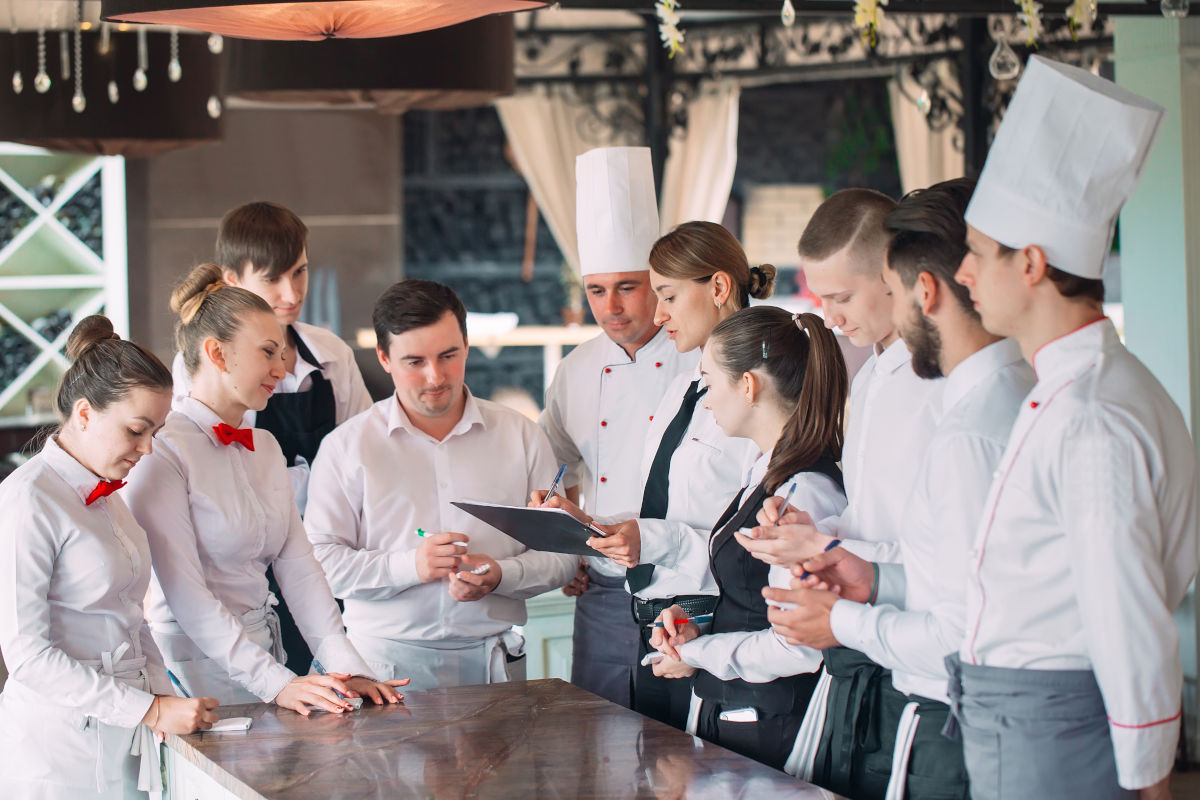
[254,325,337,468]
[691,455,844,715]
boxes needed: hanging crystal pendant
[168,28,182,82]
[988,38,1021,80]
[1161,0,1189,16]
[207,33,224,54]
[108,80,119,104]
[71,1,84,113]
[71,92,86,113]
[206,95,222,119]
[11,70,21,94]
[133,28,148,91]
[59,30,70,81]
[781,0,796,27]
[34,27,50,93]
[133,67,147,91]
[916,89,932,116]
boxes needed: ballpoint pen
[167,669,191,698]
[545,464,567,500]
[773,483,798,525]
[311,658,363,709]
[647,613,714,628]
[799,539,844,580]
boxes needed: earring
[80,422,87,432]
[715,299,723,310]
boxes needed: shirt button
[992,470,1001,480]
[605,368,612,374]
[601,420,608,427]
[440,481,448,489]
[649,415,654,421]
[600,477,608,483]
[655,362,662,368]
[1030,401,1040,409]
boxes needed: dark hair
[797,188,896,272]
[995,242,1106,303]
[708,306,847,493]
[373,279,468,351]
[649,221,776,310]
[885,178,977,315]
[216,201,308,281]
[171,263,275,375]
[55,315,173,421]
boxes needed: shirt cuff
[876,563,906,607]
[1110,715,1180,789]
[829,598,871,652]
[495,557,523,596]
[260,662,298,705]
[314,635,376,681]
[108,688,158,730]
[636,518,675,566]
[387,550,421,590]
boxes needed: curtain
[888,64,965,195]
[659,81,741,232]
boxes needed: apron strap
[884,702,921,800]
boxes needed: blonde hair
[649,221,776,310]
[170,263,273,375]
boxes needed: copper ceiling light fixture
[99,0,547,41]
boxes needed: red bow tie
[213,423,255,451]
[85,480,126,506]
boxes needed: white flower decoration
[656,0,685,58]
[1017,0,1044,47]
[853,0,888,48]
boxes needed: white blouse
[124,397,370,703]
[0,437,166,727]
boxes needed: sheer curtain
[888,64,965,195]
[659,81,741,232]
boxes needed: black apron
[256,326,337,674]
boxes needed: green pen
[416,528,427,537]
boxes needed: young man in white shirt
[948,57,1198,800]
[305,280,578,691]
[539,147,696,708]
[764,179,1035,799]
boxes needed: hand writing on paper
[734,508,834,569]
[448,553,502,602]
[341,676,411,705]
[529,490,593,525]
[416,532,468,583]
[587,519,640,568]
[561,561,590,597]
[757,496,808,528]
[275,672,359,716]
[794,547,875,603]
[762,584,840,649]
[649,604,701,661]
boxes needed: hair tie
[793,312,811,336]
[749,265,764,292]
[180,279,228,325]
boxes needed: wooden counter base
[163,678,836,799]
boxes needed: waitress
[127,264,404,714]
[563,222,768,729]
[648,306,848,770]
[0,315,218,799]
[171,201,372,671]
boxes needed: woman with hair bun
[647,306,849,771]
[0,315,219,799]
[125,265,406,714]
[539,221,773,730]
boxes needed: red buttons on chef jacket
[649,416,654,421]
[601,420,608,427]
[1030,401,1040,409]
[655,362,662,368]
[605,368,612,373]
[600,477,608,483]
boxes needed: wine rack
[0,144,127,425]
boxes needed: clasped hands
[415,531,502,602]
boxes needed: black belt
[631,594,717,624]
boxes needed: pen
[799,538,843,581]
[167,669,191,698]
[648,613,713,628]
[311,658,360,708]
[773,483,797,525]
[545,464,567,500]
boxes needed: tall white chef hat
[576,147,660,277]
[965,55,1165,280]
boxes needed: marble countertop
[165,678,835,799]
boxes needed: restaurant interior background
[0,0,1195,766]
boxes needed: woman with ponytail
[647,306,849,771]
[0,315,219,798]
[124,265,406,714]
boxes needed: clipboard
[451,501,608,556]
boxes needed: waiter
[540,147,696,708]
[171,201,372,673]
[951,55,1197,799]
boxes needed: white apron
[0,641,162,800]
[350,629,526,692]
[152,602,285,705]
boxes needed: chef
[951,55,1197,800]
[539,146,696,708]
[305,279,578,692]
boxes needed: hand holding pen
[414,528,470,583]
[732,484,837,569]
[650,604,705,661]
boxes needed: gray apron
[945,653,1133,800]
[570,570,639,708]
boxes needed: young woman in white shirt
[0,315,219,799]
[125,265,405,714]
[648,306,849,771]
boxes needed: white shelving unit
[0,144,127,422]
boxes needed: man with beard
[304,280,577,691]
[763,179,1034,799]
[538,147,696,708]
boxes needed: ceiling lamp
[100,1,547,41]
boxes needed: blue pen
[799,538,843,581]
[311,658,356,706]
[167,669,191,698]
[544,464,567,500]
[649,613,713,629]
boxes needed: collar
[41,436,110,506]
[177,396,244,448]
[943,338,1025,413]
[1030,318,1114,381]
[386,386,487,441]
[600,325,675,367]
[875,337,913,376]
[746,447,773,488]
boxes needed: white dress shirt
[962,319,1199,789]
[830,339,1034,701]
[0,438,169,793]
[631,366,761,600]
[540,327,696,577]
[677,451,847,681]
[124,397,371,704]
[305,390,578,646]
[824,338,943,563]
